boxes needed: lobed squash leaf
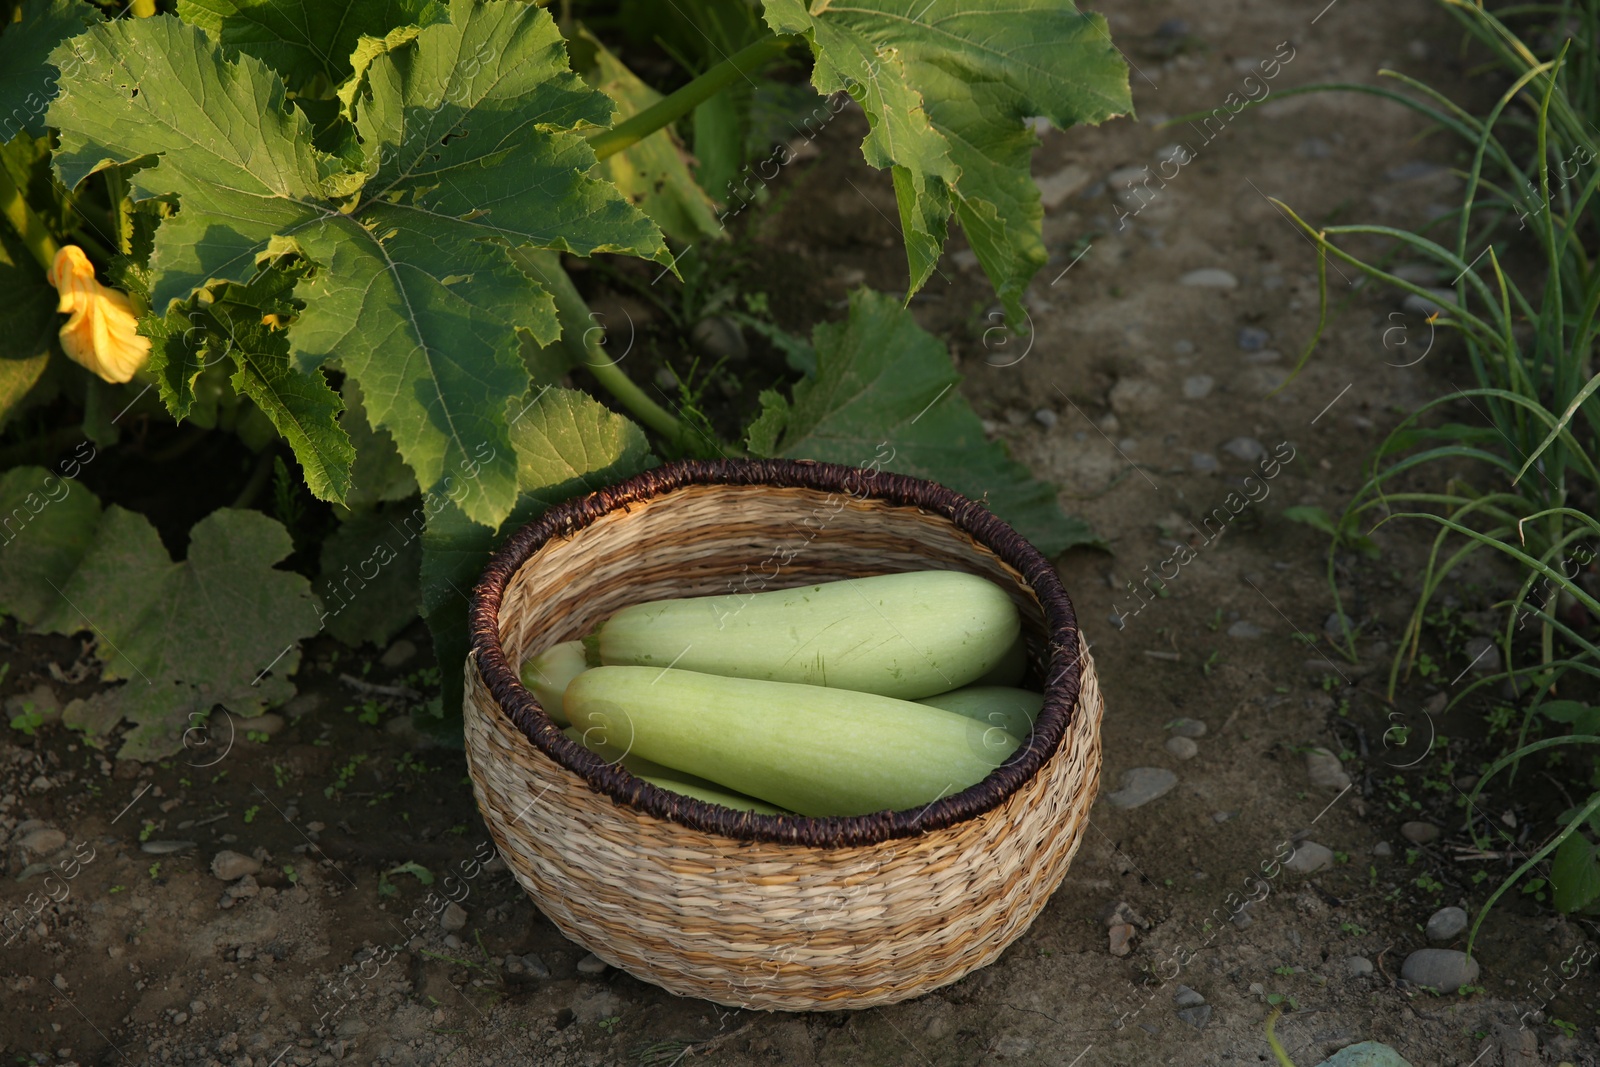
[48,2,669,526]
[761,0,1132,323]
[0,469,322,761]
[746,288,1096,556]
[0,0,98,143]
[175,0,446,92]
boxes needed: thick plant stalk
[0,160,58,270]
[585,35,794,162]
[519,250,703,449]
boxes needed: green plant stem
[518,250,728,452]
[0,157,59,271]
[585,35,793,162]
[1264,1008,1297,1067]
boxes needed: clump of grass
[1273,0,1599,936]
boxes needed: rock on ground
[1106,767,1177,810]
[1284,842,1335,874]
[1313,1042,1416,1067]
[1425,906,1468,942]
[1401,948,1480,991]
[1180,268,1238,288]
[1305,747,1353,790]
[210,851,262,881]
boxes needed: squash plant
[0,0,1130,756]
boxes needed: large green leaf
[0,465,102,625]
[176,0,445,91]
[746,288,1095,556]
[206,265,355,502]
[340,379,420,511]
[420,387,655,732]
[761,0,1131,322]
[582,30,724,245]
[0,0,97,142]
[49,3,669,527]
[1551,828,1600,914]
[0,479,322,760]
[316,507,423,646]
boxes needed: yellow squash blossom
[47,245,151,384]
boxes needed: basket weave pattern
[463,463,1103,1010]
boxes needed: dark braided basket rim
[468,457,1084,849]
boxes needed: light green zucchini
[588,570,1020,700]
[520,640,588,725]
[565,666,1019,817]
[918,686,1042,741]
[559,726,719,791]
[976,635,1028,686]
[638,776,788,815]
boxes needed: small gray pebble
[1237,326,1271,351]
[1190,452,1219,473]
[1175,1004,1212,1030]
[1182,375,1215,400]
[1169,717,1207,738]
[1220,436,1268,463]
[1283,841,1335,874]
[1400,821,1441,845]
[1425,906,1468,942]
[1227,620,1262,639]
[140,840,196,855]
[1173,985,1206,1009]
[210,850,262,881]
[521,953,551,979]
[19,828,66,854]
[1346,956,1374,978]
[1462,636,1501,674]
[1164,736,1198,760]
[1106,767,1177,810]
[1180,268,1238,289]
[1304,747,1352,791]
[1400,948,1479,992]
[1373,841,1393,857]
[440,903,467,932]
[577,953,609,976]
[1033,408,1059,428]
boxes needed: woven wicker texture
[463,462,1104,1010]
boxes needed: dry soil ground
[2,0,1598,1065]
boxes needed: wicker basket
[463,459,1103,1011]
